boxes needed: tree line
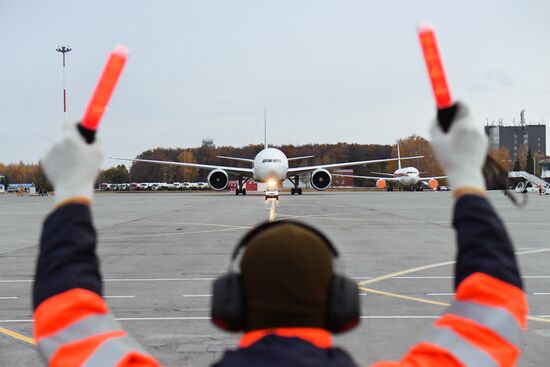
[1,135,540,191]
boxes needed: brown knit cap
[239,222,334,331]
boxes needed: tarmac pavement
[0,190,549,366]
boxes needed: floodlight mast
[56,46,72,122]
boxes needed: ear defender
[211,273,245,332]
[326,275,360,333]
[210,220,360,334]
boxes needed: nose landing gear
[288,175,302,195]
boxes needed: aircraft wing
[419,176,447,181]
[369,171,397,177]
[332,174,400,182]
[112,158,254,176]
[287,156,423,175]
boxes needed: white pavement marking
[105,278,216,282]
[0,278,217,283]
[103,295,136,299]
[127,222,250,229]
[393,276,454,279]
[532,293,550,295]
[426,293,455,296]
[0,315,444,323]
[1,273,548,284]
[0,297,18,300]
[276,211,371,220]
[100,227,249,241]
[360,316,439,319]
[182,294,212,297]
[516,248,550,256]
[0,320,32,323]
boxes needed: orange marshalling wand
[418,24,452,109]
[81,45,128,131]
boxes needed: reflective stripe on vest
[38,312,148,365]
[447,301,522,348]
[82,336,146,367]
[423,327,497,366]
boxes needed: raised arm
[33,124,160,366]
[372,104,527,367]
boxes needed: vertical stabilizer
[264,108,267,149]
[397,140,402,170]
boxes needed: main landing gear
[386,183,394,192]
[235,176,249,195]
[288,175,303,195]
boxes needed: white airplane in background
[113,118,423,196]
[334,142,446,191]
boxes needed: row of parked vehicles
[101,182,211,191]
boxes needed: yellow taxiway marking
[359,248,550,287]
[359,286,450,307]
[527,316,550,324]
[0,326,36,346]
[358,260,455,286]
[269,200,276,222]
[360,287,550,324]
[357,248,550,324]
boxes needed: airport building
[484,111,546,159]
[540,159,550,180]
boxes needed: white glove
[430,103,488,192]
[42,123,104,206]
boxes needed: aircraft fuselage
[253,148,289,184]
[394,167,420,186]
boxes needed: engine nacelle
[376,178,387,189]
[207,169,229,191]
[310,169,332,191]
[428,178,439,190]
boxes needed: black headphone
[211,220,360,334]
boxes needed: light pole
[56,46,72,122]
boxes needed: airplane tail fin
[264,108,267,149]
[397,140,402,170]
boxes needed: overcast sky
[1,1,549,167]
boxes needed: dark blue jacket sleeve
[33,203,102,309]
[453,195,522,290]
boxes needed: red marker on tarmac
[79,45,128,143]
[417,24,456,132]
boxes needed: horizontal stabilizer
[287,155,315,161]
[217,156,254,163]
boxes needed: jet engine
[310,169,332,191]
[376,178,387,189]
[428,178,439,190]
[207,169,229,191]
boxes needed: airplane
[333,142,446,191]
[113,117,423,196]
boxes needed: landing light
[267,179,277,188]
